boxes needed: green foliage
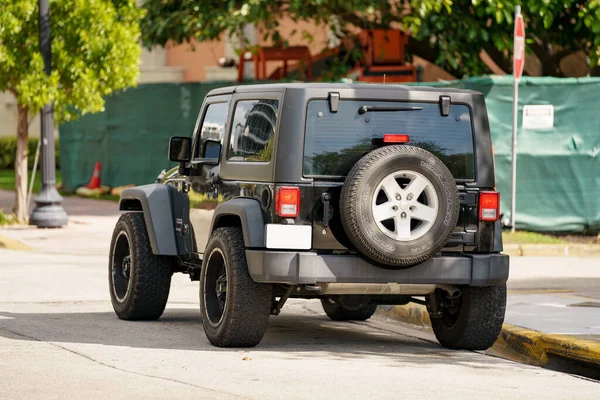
[141,0,446,48]
[0,209,17,226]
[141,0,600,77]
[0,0,142,121]
[414,1,600,76]
[0,137,60,170]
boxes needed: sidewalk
[507,258,600,339]
[0,189,120,255]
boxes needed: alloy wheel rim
[204,247,228,326]
[371,170,439,242]
[112,231,132,302]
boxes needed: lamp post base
[29,186,68,228]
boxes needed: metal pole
[510,79,518,234]
[510,5,521,234]
[29,0,68,228]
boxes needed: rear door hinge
[439,95,451,116]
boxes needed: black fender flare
[209,198,266,248]
[119,184,189,256]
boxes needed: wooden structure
[239,29,415,83]
[353,29,416,83]
[238,46,313,82]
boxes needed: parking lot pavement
[1,249,599,399]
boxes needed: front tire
[430,284,506,350]
[200,227,273,347]
[109,213,172,320]
[321,296,378,321]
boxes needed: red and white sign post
[510,6,525,233]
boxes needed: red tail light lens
[276,187,300,218]
[383,134,410,143]
[479,191,500,221]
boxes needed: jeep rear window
[303,100,475,180]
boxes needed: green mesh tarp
[59,82,227,191]
[417,76,600,233]
[59,77,600,232]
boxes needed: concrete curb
[0,234,31,251]
[379,304,600,380]
[503,243,600,257]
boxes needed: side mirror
[168,136,192,162]
[202,139,222,161]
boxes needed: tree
[0,0,142,222]
[140,0,600,78]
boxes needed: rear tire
[200,227,273,347]
[321,297,378,321]
[109,213,172,320]
[430,284,506,350]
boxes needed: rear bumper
[246,251,509,287]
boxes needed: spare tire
[340,145,459,267]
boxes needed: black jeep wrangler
[110,83,508,349]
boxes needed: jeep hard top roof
[206,82,481,97]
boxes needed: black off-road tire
[340,145,459,267]
[321,297,378,321]
[430,284,507,350]
[109,213,172,320]
[200,227,273,347]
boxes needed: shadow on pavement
[0,307,499,366]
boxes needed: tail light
[479,191,500,221]
[276,186,300,218]
[383,134,410,143]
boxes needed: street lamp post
[29,0,68,228]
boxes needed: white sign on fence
[522,104,554,130]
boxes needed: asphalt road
[1,249,599,399]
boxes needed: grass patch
[502,231,568,245]
[0,169,118,202]
[0,169,60,193]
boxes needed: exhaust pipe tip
[436,285,462,299]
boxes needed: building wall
[139,45,185,83]
[166,39,228,82]
[0,91,52,138]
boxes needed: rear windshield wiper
[358,105,423,115]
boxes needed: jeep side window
[227,99,279,162]
[195,102,228,159]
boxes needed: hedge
[0,137,60,170]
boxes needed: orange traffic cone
[86,162,102,189]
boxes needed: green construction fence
[59,77,600,232]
